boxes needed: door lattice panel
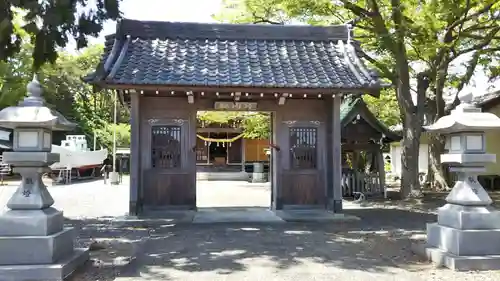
[151,125,182,169]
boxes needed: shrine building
[85,19,387,215]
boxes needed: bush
[95,123,130,150]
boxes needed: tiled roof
[340,96,360,122]
[472,90,500,106]
[340,96,401,142]
[85,19,385,92]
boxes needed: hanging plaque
[214,101,258,111]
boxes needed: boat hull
[50,145,108,170]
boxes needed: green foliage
[213,0,292,24]
[215,0,500,106]
[0,31,129,151]
[0,0,122,70]
[242,113,271,139]
[363,89,401,127]
[95,123,131,149]
[0,44,32,108]
[215,0,500,196]
[384,161,392,173]
[197,111,270,139]
[197,111,245,124]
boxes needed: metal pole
[93,132,97,151]
[112,90,117,173]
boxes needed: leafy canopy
[1,0,121,70]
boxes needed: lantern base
[416,188,500,270]
[427,222,500,256]
[0,207,63,236]
[0,248,88,281]
[414,172,500,270]
[437,204,500,229]
[412,242,500,271]
[0,207,88,280]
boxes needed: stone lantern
[419,92,500,270]
[0,76,88,280]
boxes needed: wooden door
[227,137,242,164]
[143,120,195,209]
[281,123,324,205]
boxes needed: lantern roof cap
[424,93,500,134]
[0,75,76,130]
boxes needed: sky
[80,0,499,98]
[89,0,221,44]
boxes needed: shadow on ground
[349,191,500,213]
[67,208,437,280]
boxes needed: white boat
[50,135,108,170]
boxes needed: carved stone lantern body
[0,76,88,280]
[419,93,500,270]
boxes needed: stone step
[0,248,89,281]
[0,208,63,236]
[427,223,500,256]
[412,242,500,271]
[437,204,500,230]
[196,172,249,181]
[0,227,74,265]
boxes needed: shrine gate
[85,19,385,215]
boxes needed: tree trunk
[399,72,429,198]
[428,134,449,190]
[427,60,451,190]
[400,114,423,198]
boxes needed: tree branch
[432,1,492,68]
[337,0,372,18]
[408,42,430,65]
[453,0,472,44]
[445,51,480,113]
[460,34,500,40]
[353,44,394,81]
[367,0,395,54]
[447,3,496,32]
[462,22,500,34]
[251,12,284,25]
[453,27,500,58]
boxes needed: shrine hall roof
[85,19,386,93]
[340,96,401,142]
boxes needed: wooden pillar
[241,138,246,171]
[325,97,334,209]
[352,150,360,196]
[376,149,387,198]
[271,112,282,209]
[332,94,343,212]
[129,92,141,215]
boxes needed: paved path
[0,178,271,218]
[0,178,130,218]
[0,178,271,217]
[196,180,271,208]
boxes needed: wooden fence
[342,170,384,197]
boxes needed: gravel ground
[68,210,500,281]
[1,178,500,280]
